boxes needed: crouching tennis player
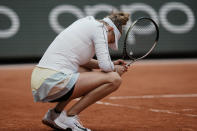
[31,12,129,131]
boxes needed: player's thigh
[71,71,121,99]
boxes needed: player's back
[37,16,101,74]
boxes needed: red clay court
[0,59,197,131]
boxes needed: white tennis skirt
[31,66,79,102]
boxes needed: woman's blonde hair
[107,11,130,33]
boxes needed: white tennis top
[37,16,114,74]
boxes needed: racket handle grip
[126,63,131,66]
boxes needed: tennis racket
[123,17,159,66]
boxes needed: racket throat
[127,59,135,66]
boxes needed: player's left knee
[109,72,122,91]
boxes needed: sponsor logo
[0,2,195,38]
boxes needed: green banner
[0,0,196,59]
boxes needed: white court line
[95,101,197,118]
[96,101,141,110]
[109,94,197,100]
[149,108,180,115]
[185,114,197,117]
[182,109,194,111]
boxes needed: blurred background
[0,0,196,64]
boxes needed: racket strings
[126,19,157,59]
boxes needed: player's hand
[114,65,128,76]
[113,59,127,66]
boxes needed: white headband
[102,17,121,50]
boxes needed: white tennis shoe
[42,109,65,130]
[54,111,91,131]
